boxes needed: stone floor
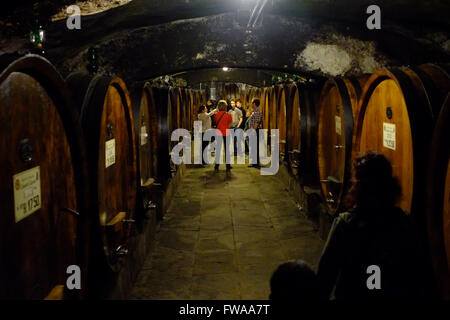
[128,162,324,300]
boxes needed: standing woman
[197,104,217,165]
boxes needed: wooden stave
[0,55,89,299]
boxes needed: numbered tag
[13,166,42,223]
[335,116,342,135]
[140,126,148,146]
[105,139,116,168]
[383,122,396,150]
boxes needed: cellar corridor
[129,163,324,300]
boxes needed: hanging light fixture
[29,19,45,53]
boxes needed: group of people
[269,152,429,300]
[197,97,262,171]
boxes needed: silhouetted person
[270,260,320,300]
[317,152,425,300]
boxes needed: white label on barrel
[383,122,396,150]
[140,126,148,146]
[105,139,116,168]
[13,166,42,223]
[335,116,342,135]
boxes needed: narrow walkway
[129,164,324,299]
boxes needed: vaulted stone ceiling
[2,0,449,84]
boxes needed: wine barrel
[285,83,318,185]
[67,73,137,277]
[354,68,434,215]
[130,83,161,222]
[317,78,363,214]
[154,87,172,186]
[180,88,189,130]
[275,85,287,158]
[261,88,270,130]
[268,87,277,132]
[0,55,88,299]
[188,90,195,132]
[200,89,207,106]
[169,88,182,133]
[413,64,450,117]
[426,93,450,299]
[167,88,180,175]
[224,83,239,100]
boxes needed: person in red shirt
[213,100,232,171]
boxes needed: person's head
[252,98,260,110]
[345,152,401,211]
[236,99,242,108]
[198,105,207,114]
[270,260,320,300]
[217,99,228,111]
[230,99,236,109]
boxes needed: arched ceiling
[2,0,450,83]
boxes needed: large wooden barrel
[130,83,161,223]
[413,64,450,117]
[354,68,434,215]
[169,88,182,132]
[317,78,363,214]
[285,83,318,185]
[426,93,450,299]
[67,73,137,280]
[261,87,270,130]
[154,87,172,186]
[224,83,239,100]
[268,87,277,132]
[275,85,287,158]
[166,88,179,175]
[0,55,88,299]
[187,90,195,132]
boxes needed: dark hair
[252,98,260,107]
[236,99,241,103]
[197,105,206,114]
[230,98,236,103]
[270,260,320,300]
[345,152,401,212]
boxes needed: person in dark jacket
[317,152,426,300]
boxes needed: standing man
[248,98,262,168]
[236,99,246,130]
[228,99,243,156]
[213,100,232,172]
